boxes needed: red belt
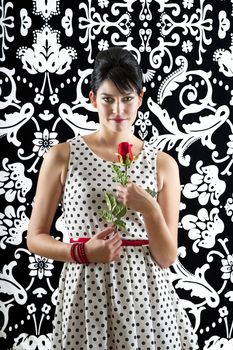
[70,237,149,246]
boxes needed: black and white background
[0,0,233,349]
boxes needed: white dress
[51,134,199,350]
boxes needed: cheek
[129,105,140,116]
[126,103,138,112]
[98,105,111,114]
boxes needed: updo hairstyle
[90,47,143,96]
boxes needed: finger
[116,184,125,192]
[110,233,122,245]
[117,194,123,202]
[107,232,122,244]
[112,247,123,261]
[112,238,122,249]
[94,226,115,239]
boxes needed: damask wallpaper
[0,0,233,349]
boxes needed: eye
[123,96,134,102]
[102,97,113,103]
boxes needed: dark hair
[90,47,143,95]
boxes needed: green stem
[125,165,128,185]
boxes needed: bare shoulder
[156,151,180,190]
[40,142,70,186]
[44,142,70,163]
[157,151,179,170]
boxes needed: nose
[112,100,124,115]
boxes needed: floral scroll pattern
[0,0,232,349]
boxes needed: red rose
[118,142,133,163]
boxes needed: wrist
[141,199,157,217]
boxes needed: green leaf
[112,203,127,218]
[111,164,122,176]
[121,174,129,186]
[99,210,113,222]
[104,192,117,211]
[113,219,126,231]
[111,164,126,184]
[145,187,157,198]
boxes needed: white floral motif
[225,195,233,221]
[59,102,98,135]
[79,1,131,63]
[171,251,220,312]
[0,67,20,109]
[61,8,73,37]
[98,39,109,51]
[213,44,233,77]
[142,69,155,83]
[38,110,54,121]
[32,129,58,157]
[214,126,233,175]
[212,130,233,176]
[16,25,77,103]
[218,11,230,39]
[181,208,224,252]
[226,134,233,155]
[0,102,34,147]
[182,40,193,53]
[20,8,32,36]
[148,97,229,167]
[17,25,77,75]
[13,333,52,350]
[28,255,54,280]
[41,303,51,314]
[135,111,151,140]
[218,306,228,318]
[160,1,213,65]
[139,28,152,52]
[33,0,59,20]
[0,0,14,61]
[203,336,233,349]
[221,254,233,283]
[34,93,44,105]
[98,0,109,9]
[49,93,59,105]
[0,261,27,338]
[0,205,29,249]
[27,303,37,314]
[0,158,32,202]
[182,160,226,205]
[139,0,152,21]
[182,0,194,10]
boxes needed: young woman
[27,47,198,349]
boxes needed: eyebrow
[100,92,134,96]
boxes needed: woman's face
[89,79,143,134]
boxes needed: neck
[95,128,135,147]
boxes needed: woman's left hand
[116,181,156,214]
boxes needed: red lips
[110,118,127,123]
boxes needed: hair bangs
[107,67,140,95]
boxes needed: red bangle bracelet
[70,242,77,262]
[70,242,89,264]
[78,242,89,264]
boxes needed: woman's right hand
[84,226,123,263]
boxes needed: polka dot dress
[51,134,199,350]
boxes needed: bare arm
[142,152,180,268]
[116,151,180,268]
[27,143,73,262]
